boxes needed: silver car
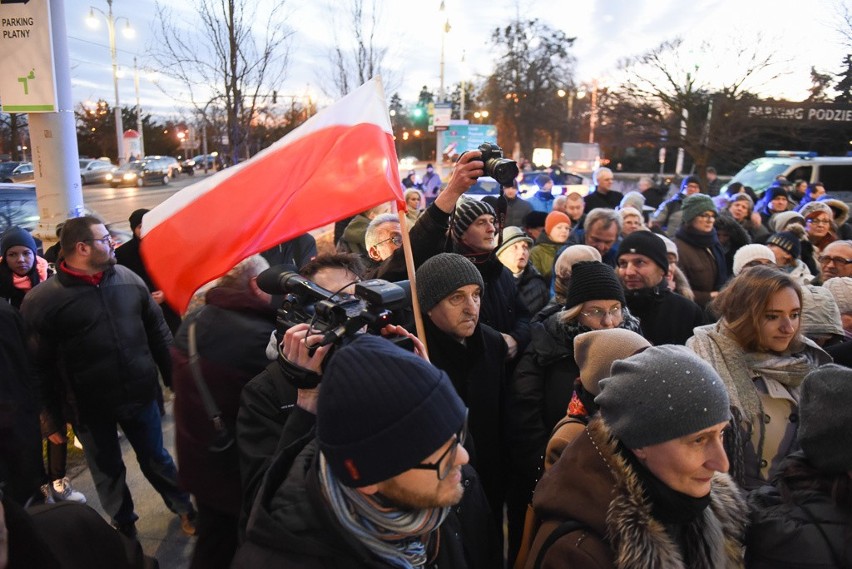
[79,159,116,185]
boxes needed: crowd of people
[1,151,851,568]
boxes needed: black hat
[767,231,801,259]
[617,231,668,273]
[681,176,702,192]
[317,334,467,487]
[1,227,37,256]
[416,253,484,312]
[128,208,150,231]
[798,364,852,472]
[764,186,789,202]
[535,174,551,189]
[523,210,548,229]
[565,261,625,309]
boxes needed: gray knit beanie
[318,334,467,487]
[595,345,731,448]
[416,253,484,312]
[452,199,496,241]
[681,194,717,224]
[798,364,852,472]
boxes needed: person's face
[370,222,402,262]
[426,166,434,174]
[427,284,481,342]
[4,245,35,276]
[819,242,852,279]
[633,422,729,499]
[706,171,717,181]
[577,300,623,330]
[504,186,518,200]
[691,211,716,233]
[585,221,618,256]
[811,185,825,199]
[311,266,361,295]
[638,179,652,192]
[369,432,470,509]
[795,181,808,195]
[728,200,749,222]
[596,172,613,192]
[406,193,421,210]
[565,199,584,221]
[770,196,788,213]
[767,244,794,267]
[548,222,571,244]
[460,214,496,253]
[497,241,530,274]
[805,214,831,239]
[526,226,543,241]
[621,215,642,236]
[759,286,801,353]
[617,253,665,290]
[683,182,701,196]
[83,224,116,271]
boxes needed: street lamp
[473,110,489,123]
[86,0,134,165]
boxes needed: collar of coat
[588,416,747,569]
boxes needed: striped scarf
[318,453,449,568]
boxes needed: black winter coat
[624,283,705,346]
[234,412,501,569]
[20,265,173,432]
[114,236,182,333]
[516,263,549,317]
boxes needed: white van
[723,151,852,195]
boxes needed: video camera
[257,265,412,353]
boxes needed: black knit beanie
[1,227,37,257]
[565,260,625,309]
[317,334,467,487]
[798,364,852,473]
[416,253,484,312]
[617,231,669,273]
[452,199,496,241]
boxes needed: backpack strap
[533,519,593,569]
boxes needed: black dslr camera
[477,142,519,187]
[257,266,412,386]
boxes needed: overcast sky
[66,0,850,119]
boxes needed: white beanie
[823,277,852,314]
[658,234,678,262]
[733,244,776,276]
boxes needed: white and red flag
[140,78,403,312]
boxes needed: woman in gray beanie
[688,265,831,490]
[674,193,729,308]
[525,345,747,569]
[746,364,852,568]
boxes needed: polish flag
[140,78,403,312]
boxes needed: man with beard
[616,230,705,345]
[233,333,499,568]
[20,215,195,539]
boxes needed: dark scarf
[674,225,729,289]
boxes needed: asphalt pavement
[68,398,194,569]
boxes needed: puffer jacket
[526,416,747,569]
[20,265,173,433]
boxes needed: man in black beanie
[115,208,182,333]
[233,333,500,569]
[616,231,705,345]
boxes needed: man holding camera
[233,332,499,568]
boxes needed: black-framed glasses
[818,255,852,266]
[410,410,468,480]
[81,234,113,245]
[374,234,403,248]
[696,213,717,221]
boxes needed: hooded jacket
[526,417,747,569]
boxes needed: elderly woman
[688,266,831,489]
[508,262,640,518]
[525,345,747,568]
[617,206,645,237]
[725,193,769,243]
[674,194,729,307]
[746,365,852,568]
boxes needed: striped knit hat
[452,199,496,241]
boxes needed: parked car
[185,153,217,171]
[79,159,116,185]
[0,183,130,243]
[722,151,852,195]
[0,162,35,183]
[143,155,181,179]
[106,158,175,187]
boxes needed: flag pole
[397,208,429,358]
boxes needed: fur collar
[586,418,747,569]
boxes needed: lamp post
[86,0,134,165]
[557,87,586,140]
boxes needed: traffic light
[412,107,424,119]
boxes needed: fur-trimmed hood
[529,416,747,569]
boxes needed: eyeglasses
[818,255,852,266]
[697,213,716,221]
[580,306,623,321]
[807,218,831,226]
[374,234,403,248]
[410,410,468,480]
[81,234,113,245]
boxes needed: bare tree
[318,0,399,98]
[150,0,293,164]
